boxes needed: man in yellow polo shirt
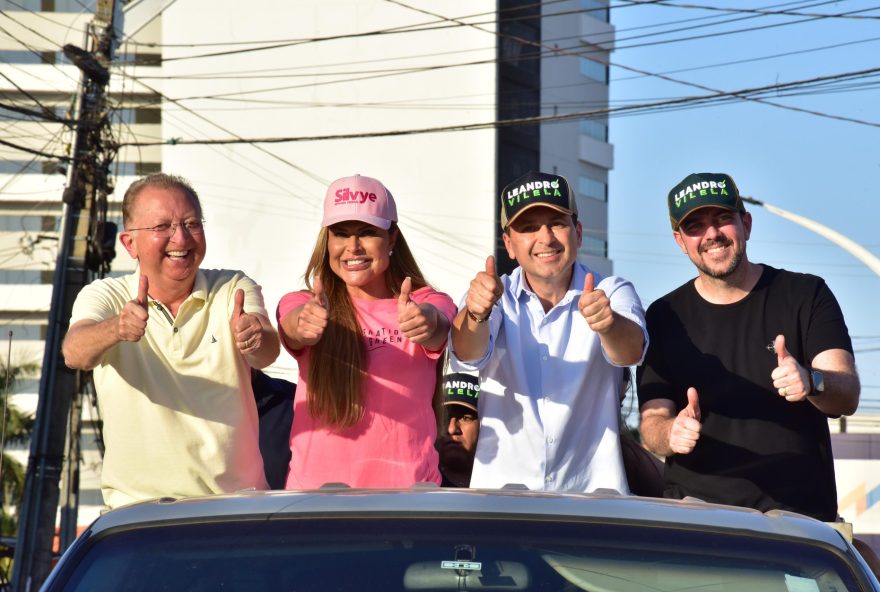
[63,173,280,509]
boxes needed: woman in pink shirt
[277,175,456,489]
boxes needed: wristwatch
[809,369,825,397]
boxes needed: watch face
[811,370,825,393]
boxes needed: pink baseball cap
[321,174,398,230]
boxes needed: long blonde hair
[304,224,433,428]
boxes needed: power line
[648,1,880,19]
[116,65,880,149]
[129,2,875,105]
[0,136,70,160]
[113,0,830,81]
[130,28,880,115]
[611,0,842,33]
[614,5,880,54]
[429,0,880,132]
[367,2,880,133]
[0,8,63,48]
[119,0,574,48]
[146,0,641,63]
[120,0,179,43]
[136,0,865,71]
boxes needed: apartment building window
[0,270,49,284]
[0,160,44,174]
[0,214,57,232]
[1,105,65,121]
[580,0,609,23]
[1,322,48,341]
[111,162,162,176]
[579,119,607,142]
[582,234,608,258]
[578,175,607,203]
[0,50,53,64]
[111,107,162,125]
[579,57,608,84]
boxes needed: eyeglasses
[128,219,206,237]
[447,414,478,425]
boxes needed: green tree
[0,362,38,578]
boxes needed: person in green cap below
[436,372,481,488]
[637,172,860,522]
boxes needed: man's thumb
[774,334,788,364]
[583,272,595,294]
[136,275,149,307]
[233,288,245,319]
[686,387,701,420]
[485,255,496,276]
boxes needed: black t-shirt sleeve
[636,299,683,411]
[805,278,853,362]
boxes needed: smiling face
[502,207,582,287]
[327,221,397,300]
[674,207,751,280]
[119,185,206,295]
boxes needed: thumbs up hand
[117,274,150,342]
[578,272,614,334]
[669,387,702,454]
[465,255,503,324]
[296,276,330,346]
[771,334,810,402]
[232,288,263,354]
[398,276,438,344]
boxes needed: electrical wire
[117,56,880,151]
[396,0,880,134]
[119,0,574,48]
[644,1,880,19]
[132,4,878,105]
[120,0,179,44]
[136,26,880,114]
[114,0,830,81]
[0,136,70,159]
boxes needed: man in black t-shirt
[636,172,860,522]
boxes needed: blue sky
[606,1,880,412]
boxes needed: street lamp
[741,196,880,277]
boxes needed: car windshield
[58,517,862,591]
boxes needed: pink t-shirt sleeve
[276,290,312,357]
[411,286,457,358]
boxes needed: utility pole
[11,0,121,589]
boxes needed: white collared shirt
[450,262,647,493]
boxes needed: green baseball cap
[500,171,577,229]
[667,172,746,230]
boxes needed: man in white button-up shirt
[450,171,648,493]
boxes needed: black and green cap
[443,372,480,413]
[667,172,746,230]
[500,171,577,229]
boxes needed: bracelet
[466,309,488,324]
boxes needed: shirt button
[545,475,553,483]
[547,437,555,444]
[542,355,548,361]
[173,327,179,333]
